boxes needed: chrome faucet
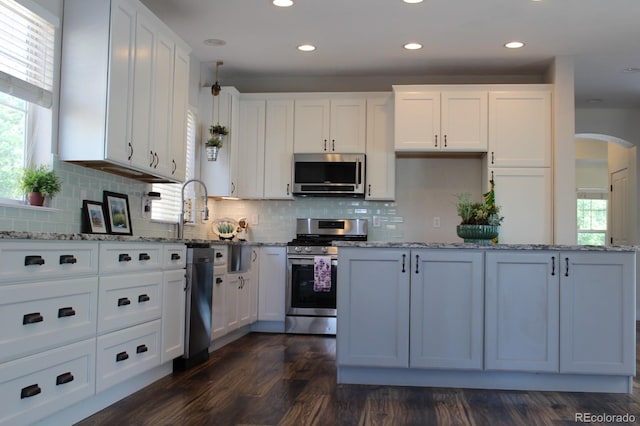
[178,179,209,239]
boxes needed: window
[151,108,196,222]
[577,191,607,245]
[0,0,57,202]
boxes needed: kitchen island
[334,242,637,393]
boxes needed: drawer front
[163,244,187,270]
[0,338,95,426]
[96,320,161,393]
[99,243,162,274]
[0,241,98,284]
[0,277,98,363]
[98,272,163,334]
[212,245,228,268]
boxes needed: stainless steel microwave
[292,153,365,197]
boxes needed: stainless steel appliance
[175,244,214,370]
[286,218,368,335]
[292,153,365,197]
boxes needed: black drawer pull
[138,294,150,303]
[58,307,76,318]
[116,351,129,362]
[56,372,74,385]
[136,344,148,354]
[20,384,41,399]
[216,277,223,284]
[171,253,181,260]
[118,253,132,262]
[23,312,43,325]
[139,253,151,261]
[24,255,45,266]
[59,254,77,265]
[215,252,223,258]
[118,297,131,306]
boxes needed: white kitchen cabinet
[235,100,267,198]
[294,97,366,153]
[257,246,286,322]
[393,88,487,152]
[485,251,559,372]
[59,0,190,182]
[337,248,410,368]
[264,100,295,199]
[168,46,190,180]
[211,270,227,341]
[488,91,551,168]
[489,167,552,244]
[161,270,185,363]
[410,250,484,370]
[365,95,395,200]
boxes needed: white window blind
[151,109,196,222]
[0,0,56,108]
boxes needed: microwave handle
[356,159,362,188]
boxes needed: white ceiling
[139,0,640,108]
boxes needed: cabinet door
[150,30,175,178]
[225,274,240,331]
[161,269,185,363]
[264,100,294,199]
[257,247,286,322]
[337,248,410,367]
[488,91,551,167]
[394,91,440,151]
[168,45,189,181]
[294,98,330,153]
[330,98,366,153]
[560,252,635,375]
[485,251,559,372]
[365,95,395,200]
[211,271,226,340]
[490,167,552,244]
[237,274,252,327]
[410,250,484,370]
[441,91,487,151]
[236,100,266,198]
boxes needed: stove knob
[294,246,302,253]
[304,246,312,253]
[321,246,328,254]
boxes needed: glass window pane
[0,91,26,200]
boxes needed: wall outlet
[433,217,441,228]
[373,216,381,227]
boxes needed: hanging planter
[205,124,228,162]
[206,145,220,161]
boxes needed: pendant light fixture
[211,61,223,96]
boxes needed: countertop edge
[332,241,640,252]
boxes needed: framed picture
[81,200,108,234]
[103,191,133,235]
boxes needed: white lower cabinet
[211,266,227,340]
[257,246,286,322]
[161,269,186,363]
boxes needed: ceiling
[139,0,640,108]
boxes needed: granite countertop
[332,241,639,252]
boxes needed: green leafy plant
[455,181,503,226]
[206,124,228,148]
[19,165,62,197]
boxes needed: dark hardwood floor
[77,328,640,426]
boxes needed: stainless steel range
[286,218,368,335]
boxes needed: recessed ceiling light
[203,38,226,47]
[504,41,525,49]
[623,67,640,73]
[403,0,424,3]
[404,42,423,50]
[273,0,293,6]
[297,44,316,52]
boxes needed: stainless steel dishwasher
[174,244,214,370]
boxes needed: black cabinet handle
[216,277,223,284]
[434,134,438,147]
[138,294,150,303]
[118,297,131,307]
[149,150,154,167]
[128,142,133,160]
[116,351,129,362]
[23,312,43,325]
[402,254,406,273]
[216,252,223,258]
[172,159,177,174]
[368,184,371,197]
[323,139,327,151]
[332,139,335,151]
[24,255,45,266]
[139,253,151,261]
[153,152,159,168]
[56,372,74,386]
[136,344,148,354]
[58,307,76,318]
[444,134,448,147]
[252,250,257,262]
[415,254,420,274]
[119,253,132,262]
[171,253,181,261]
[565,258,570,277]
[20,384,41,399]
[286,183,290,195]
[551,257,555,276]
[59,254,77,265]
[491,151,495,165]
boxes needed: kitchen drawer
[99,243,162,274]
[0,277,98,363]
[212,245,228,268]
[0,338,95,426]
[98,272,162,334]
[0,241,98,284]
[96,320,161,393]
[163,244,187,269]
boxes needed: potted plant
[455,180,503,244]
[20,165,62,206]
[206,124,228,161]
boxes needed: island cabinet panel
[485,251,559,372]
[337,248,410,368]
[559,252,635,375]
[410,250,484,370]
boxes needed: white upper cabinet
[365,95,395,200]
[235,100,266,199]
[264,100,295,199]
[294,97,366,153]
[59,0,190,182]
[393,87,488,152]
[488,91,552,168]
